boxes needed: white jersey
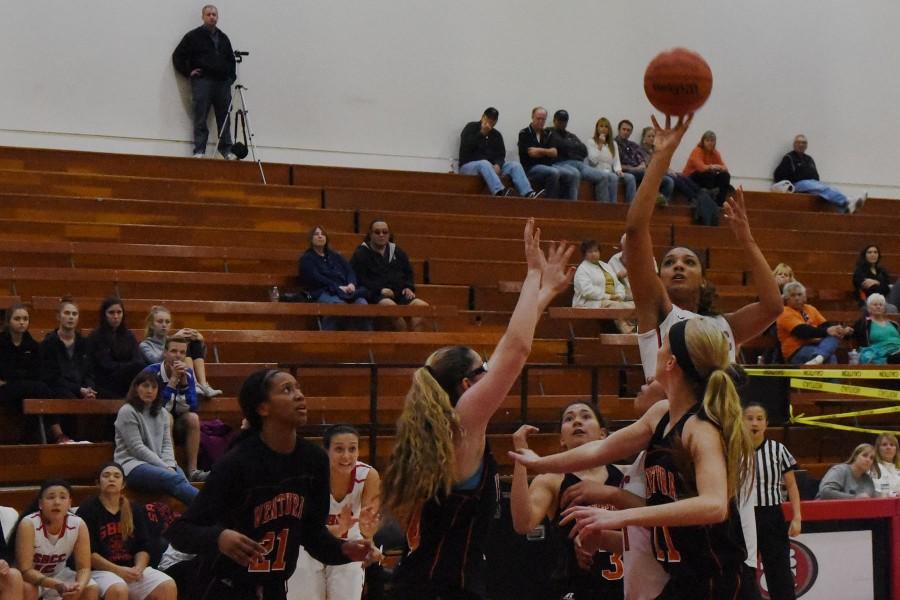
[326,461,371,541]
[637,305,736,381]
[621,452,668,600]
[27,512,82,577]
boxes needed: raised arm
[624,115,693,332]
[455,219,574,434]
[509,401,667,474]
[722,188,783,344]
[510,425,561,534]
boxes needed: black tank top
[393,447,499,598]
[553,468,625,600]
[644,404,746,583]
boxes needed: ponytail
[381,365,460,525]
[701,369,755,501]
[118,496,134,540]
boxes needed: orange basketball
[643,48,713,116]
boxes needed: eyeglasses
[465,362,489,380]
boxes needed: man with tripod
[172,5,236,159]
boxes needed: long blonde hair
[847,443,881,479]
[381,346,473,524]
[679,319,755,501]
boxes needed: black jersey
[644,405,746,600]
[166,433,347,599]
[553,468,625,600]
[393,448,499,599]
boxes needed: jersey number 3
[248,528,289,573]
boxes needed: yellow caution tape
[789,378,900,402]
[745,368,900,379]
[788,416,900,436]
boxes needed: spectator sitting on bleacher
[115,371,198,504]
[517,106,579,200]
[872,434,900,497]
[772,263,796,293]
[351,220,428,331]
[139,305,222,397]
[816,443,877,499]
[852,294,900,365]
[586,117,635,203]
[142,337,207,483]
[76,462,177,600]
[573,240,635,333]
[0,304,68,444]
[549,109,611,202]
[88,298,146,399]
[298,225,373,331]
[640,126,700,208]
[459,107,542,198]
[41,298,96,404]
[853,245,897,312]
[683,130,732,207]
[773,134,866,214]
[776,281,852,365]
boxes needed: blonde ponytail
[701,369,755,501]
[118,495,134,540]
[382,364,462,525]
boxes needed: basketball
[643,47,713,116]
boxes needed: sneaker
[222,152,238,161]
[189,469,210,482]
[656,193,669,207]
[55,435,75,445]
[198,382,223,398]
[804,355,825,365]
[192,153,205,158]
[846,196,859,214]
[526,189,545,199]
[494,187,513,197]
[858,192,868,209]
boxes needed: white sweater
[573,260,627,307]
[872,462,900,496]
[586,139,622,173]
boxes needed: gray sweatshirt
[114,402,177,476]
[816,463,876,500]
[138,334,165,365]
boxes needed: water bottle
[269,285,280,302]
[848,348,859,365]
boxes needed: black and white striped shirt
[754,438,797,507]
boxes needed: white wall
[1,0,898,197]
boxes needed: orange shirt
[683,146,727,177]
[776,304,827,360]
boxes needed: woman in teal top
[854,294,900,364]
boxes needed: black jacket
[41,330,94,396]
[517,125,556,170]
[549,128,588,162]
[172,26,236,81]
[773,151,819,183]
[0,330,42,382]
[459,121,506,167]
[853,264,892,301]
[87,327,145,376]
[298,248,359,298]
[350,242,415,303]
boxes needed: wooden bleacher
[0,144,897,511]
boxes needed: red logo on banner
[756,539,819,599]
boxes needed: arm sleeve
[223,34,236,81]
[186,371,198,412]
[350,249,377,294]
[808,157,820,180]
[790,323,830,339]
[517,129,530,164]
[115,407,171,469]
[458,123,481,162]
[299,452,349,565]
[817,465,857,499]
[779,443,797,473]
[75,501,103,557]
[339,254,359,287]
[40,339,63,389]
[300,252,340,293]
[489,132,506,167]
[586,140,601,167]
[852,266,867,292]
[172,33,193,77]
[683,147,706,176]
[573,265,606,302]
[612,147,623,172]
[131,503,151,555]
[773,155,792,182]
[165,464,230,554]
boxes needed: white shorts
[287,547,365,600]
[92,567,174,600]
[39,568,97,600]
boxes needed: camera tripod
[214,51,266,184]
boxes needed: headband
[668,320,704,384]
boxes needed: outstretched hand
[559,505,625,539]
[723,186,752,242]
[649,113,694,157]
[523,218,576,306]
[507,447,547,473]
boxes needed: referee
[744,403,802,600]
